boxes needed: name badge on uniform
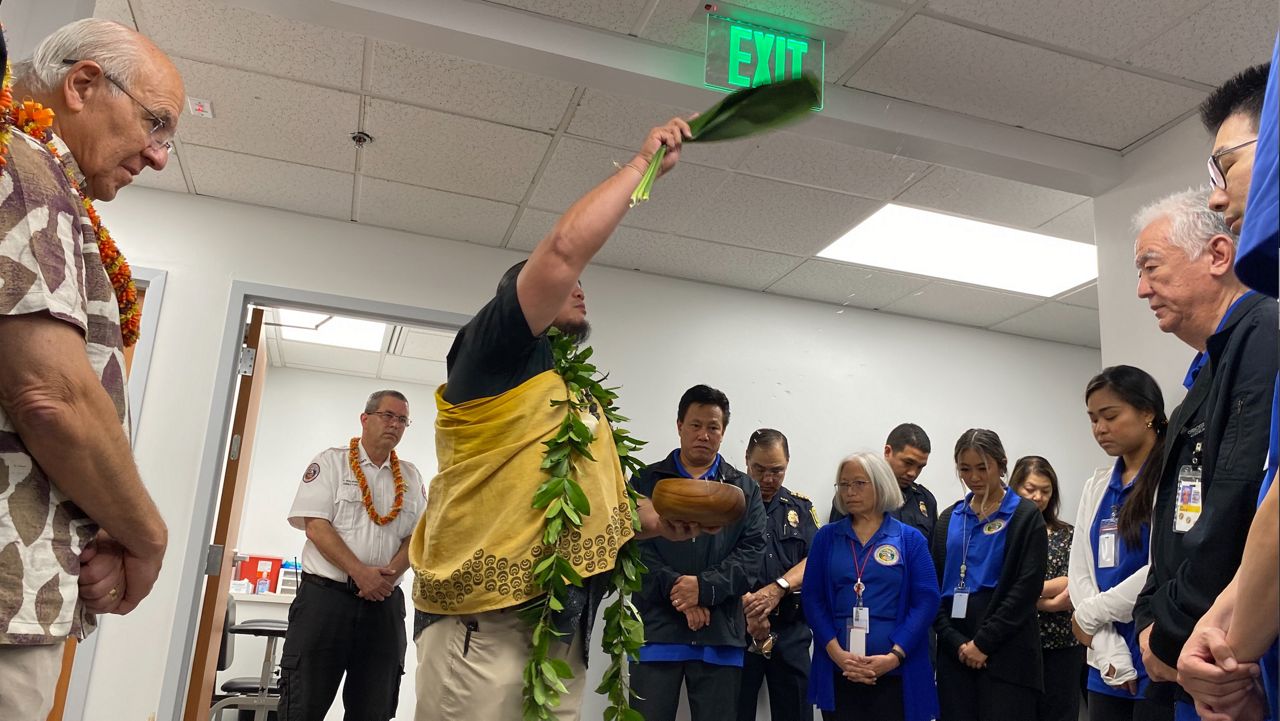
[951,591,969,619]
[1174,466,1203,533]
[1098,514,1119,568]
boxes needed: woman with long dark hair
[1010,456,1085,721]
[1067,365,1171,721]
[932,429,1047,721]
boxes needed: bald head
[13,19,183,201]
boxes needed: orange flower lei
[348,437,406,526]
[0,63,142,347]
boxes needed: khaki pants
[0,643,64,721]
[415,610,586,721]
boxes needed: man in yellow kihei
[410,116,706,720]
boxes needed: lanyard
[848,539,876,606]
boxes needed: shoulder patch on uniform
[303,463,321,483]
[791,490,811,502]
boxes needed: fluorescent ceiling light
[818,204,1097,297]
[277,309,386,351]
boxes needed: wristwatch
[773,577,790,593]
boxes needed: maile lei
[522,327,648,721]
[0,60,142,346]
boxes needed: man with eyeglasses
[0,19,181,717]
[281,389,426,721]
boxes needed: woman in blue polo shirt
[932,429,1047,721]
[803,452,940,721]
[1068,366,1172,721]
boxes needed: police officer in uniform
[829,423,936,547]
[279,390,427,721]
[739,429,820,721]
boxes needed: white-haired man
[1130,187,1277,719]
[0,19,181,717]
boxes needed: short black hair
[747,428,789,458]
[677,384,731,425]
[886,423,930,454]
[364,389,408,413]
[496,260,527,295]
[1200,62,1270,133]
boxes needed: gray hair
[364,390,408,414]
[12,19,148,95]
[1133,186,1236,260]
[833,452,904,517]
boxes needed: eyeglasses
[836,480,872,492]
[368,411,411,427]
[752,466,787,479]
[1207,138,1258,190]
[62,59,174,153]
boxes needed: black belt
[303,571,359,594]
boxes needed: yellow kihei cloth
[410,369,636,614]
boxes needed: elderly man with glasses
[0,18,181,717]
[281,389,427,721]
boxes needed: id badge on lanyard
[1175,442,1204,534]
[1098,509,1119,569]
[846,606,870,656]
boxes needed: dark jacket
[932,496,1048,691]
[632,454,767,648]
[1135,294,1278,670]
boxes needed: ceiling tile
[94,0,136,27]
[737,132,931,199]
[130,149,188,193]
[380,355,448,386]
[693,174,884,254]
[528,138,638,211]
[185,145,353,220]
[848,15,1100,129]
[510,210,798,289]
[357,178,516,247]
[277,340,381,377]
[566,90,757,168]
[368,40,577,131]
[894,165,1087,228]
[171,58,359,172]
[1038,200,1095,244]
[137,0,365,90]
[1026,67,1206,149]
[1057,283,1100,309]
[1124,0,1275,86]
[823,3,909,79]
[881,281,1042,327]
[990,302,1101,347]
[766,259,929,308]
[362,98,551,202]
[922,0,1207,59]
[482,0,646,33]
[398,328,457,362]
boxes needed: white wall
[1094,115,1215,405]
[87,187,1103,721]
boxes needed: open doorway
[160,282,471,721]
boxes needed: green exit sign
[704,14,823,109]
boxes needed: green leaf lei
[522,327,649,721]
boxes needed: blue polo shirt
[829,514,909,667]
[638,450,743,668]
[1184,291,1257,389]
[1088,459,1153,698]
[941,486,1020,601]
[1235,36,1278,297]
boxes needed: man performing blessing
[410,117,707,721]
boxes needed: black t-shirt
[443,280,552,404]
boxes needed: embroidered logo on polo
[874,545,900,565]
[303,463,321,483]
[983,519,1006,535]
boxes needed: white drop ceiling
[92,0,1275,350]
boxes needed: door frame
[156,281,470,721]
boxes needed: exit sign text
[704,15,823,109]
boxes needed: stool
[208,619,289,721]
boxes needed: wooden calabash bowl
[651,478,746,527]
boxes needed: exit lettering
[727,25,809,88]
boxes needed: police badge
[787,509,799,527]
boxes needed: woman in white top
[1067,365,1172,721]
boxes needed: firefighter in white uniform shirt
[279,390,426,721]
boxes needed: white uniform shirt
[288,441,426,582]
